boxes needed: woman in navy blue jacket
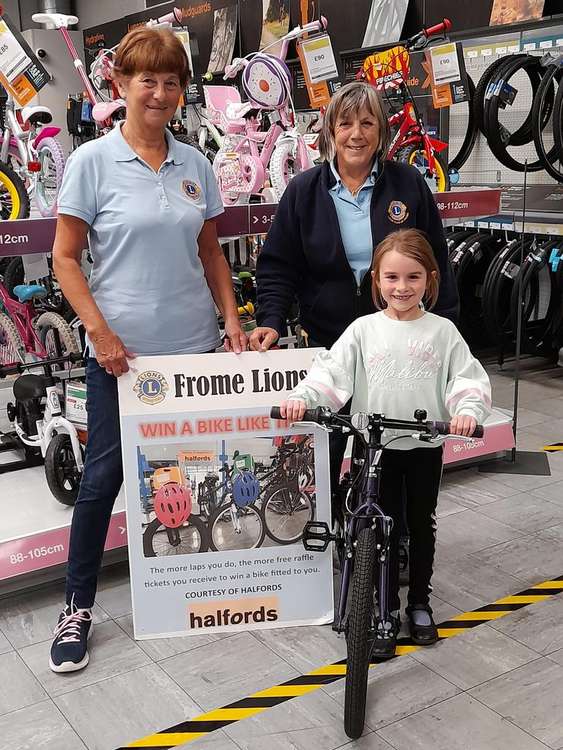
[249,81,458,352]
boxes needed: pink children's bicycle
[210,17,327,205]
[0,279,79,366]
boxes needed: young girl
[280,228,491,656]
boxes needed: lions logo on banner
[134,371,169,405]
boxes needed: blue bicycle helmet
[232,470,260,507]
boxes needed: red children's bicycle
[357,19,453,192]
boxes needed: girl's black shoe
[371,613,400,659]
[406,604,438,645]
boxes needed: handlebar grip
[424,18,451,37]
[270,406,324,423]
[434,421,484,438]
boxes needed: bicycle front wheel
[0,160,30,220]
[0,311,24,365]
[35,137,66,217]
[35,311,80,361]
[398,146,449,192]
[344,526,377,740]
[143,515,209,556]
[263,487,315,544]
[209,503,265,551]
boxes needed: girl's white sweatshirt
[289,311,492,449]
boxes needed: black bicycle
[271,405,483,739]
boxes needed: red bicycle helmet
[154,482,192,528]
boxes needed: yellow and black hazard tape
[118,575,563,749]
[544,442,563,452]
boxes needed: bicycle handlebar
[0,352,83,379]
[404,18,452,50]
[270,406,484,439]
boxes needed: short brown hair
[318,81,390,161]
[112,28,190,88]
[371,229,440,310]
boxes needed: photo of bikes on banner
[138,432,316,556]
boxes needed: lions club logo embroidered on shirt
[388,200,409,224]
[134,371,169,405]
[182,180,201,200]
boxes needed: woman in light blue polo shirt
[49,27,246,674]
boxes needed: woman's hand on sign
[249,326,279,351]
[90,326,135,377]
[450,414,477,437]
[223,317,248,354]
[279,399,307,422]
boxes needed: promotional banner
[118,349,333,639]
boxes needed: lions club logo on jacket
[182,180,201,200]
[134,371,169,405]
[388,200,409,224]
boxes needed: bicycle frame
[386,97,447,173]
[0,282,47,359]
[335,428,392,634]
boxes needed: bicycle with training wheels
[270,404,483,739]
[357,19,453,192]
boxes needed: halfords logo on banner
[134,371,169,405]
[188,596,279,629]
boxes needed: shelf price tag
[429,43,461,85]
[299,33,338,83]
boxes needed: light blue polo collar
[329,158,377,191]
[109,122,184,165]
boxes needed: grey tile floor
[1,362,563,750]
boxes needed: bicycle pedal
[302,520,335,552]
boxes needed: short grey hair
[318,81,390,162]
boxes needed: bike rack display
[0,190,516,593]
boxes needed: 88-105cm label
[10,544,65,565]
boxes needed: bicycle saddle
[13,284,48,303]
[92,100,126,124]
[21,105,53,126]
[32,12,78,28]
[13,374,47,402]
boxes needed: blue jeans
[66,358,122,608]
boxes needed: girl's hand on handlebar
[280,399,307,422]
[450,415,477,437]
[249,326,279,351]
[223,318,248,354]
[90,327,135,377]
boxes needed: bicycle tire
[3,256,23,298]
[449,74,477,171]
[0,256,13,278]
[473,55,523,135]
[44,433,83,506]
[262,487,315,544]
[0,159,29,220]
[35,136,66,217]
[143,515,209,556]
[483,55,550,172]
[531,63,563,182]
[35,310,80,360]
[174,133,204,153]
[0,310,24,365]
[509,240,561,356]
[551,78,563,173]
[399,146,449,192]
[209,503,265,551]
[270,139,309,201]
[344,526,377,740]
